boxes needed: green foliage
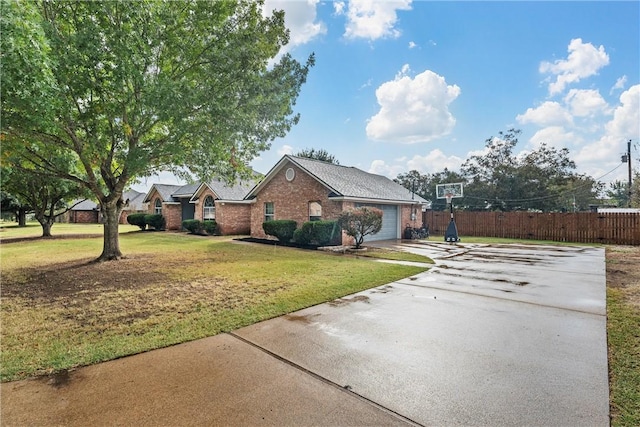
[395,128,604,212]
[459,128,602,212]
[295,220,340,246]
[263,219,297,242]
[182,220,217,235]
[338,207,383,249]
[0,164,90,236]
[127,213,147,230]
[395,168,466,211]
[1,0,313,260]
[202,220,218,235]
[294,148,340,164]
[144,214,165,231]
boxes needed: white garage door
[358,204,398,242]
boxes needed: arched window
[154,199,162,215]
[203,195,215,220]
[309,201,322,221]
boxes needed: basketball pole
[444,193,460,243]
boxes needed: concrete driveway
[1,242,608,426]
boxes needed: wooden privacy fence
[422,211,640,245]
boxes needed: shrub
[294,220,340,246]
[311,220,340,246]
[145,214,166,230]
[127,213,147,230]
[338,207,383,249]
[202,220,217,235]
[262,219,297,242]
[293,222,313,245]
[182,219,204,234]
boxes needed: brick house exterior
[245,155,428,244]
[143,178,258,232]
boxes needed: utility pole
[622,140,632,207]
[627,140,632,208]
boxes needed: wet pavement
[1,241,608,426]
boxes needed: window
[203,196,215,220]
[309,201,322,221]
[154,199,162,215]
[264,202,274,222]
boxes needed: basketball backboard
[435,182,464,199]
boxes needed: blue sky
[134,1,639,192]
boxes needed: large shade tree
[1,0,313,260]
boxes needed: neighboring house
[120,189,147,223]
[244,155,428,244]
[143,178,258,232]
[67,199,100,223]
[65,190,149,224]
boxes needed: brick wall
[192,188,251,235]
[162,204,182,230]
[145,190,181,230]
[250,162,346,242]
[216,203,252,235]
[70,210,99,223]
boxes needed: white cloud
[539,38,609,96]
[408,41,417,49]
[605,84,640,139]
[564,89,609,117]
[339,0,412,40]
[368,159,406,177]
[333,1,345,15]
[366,66,461,143]
[406,150,464,172]
[278,144,294,156]
[528,126,578,150]
[610,75,627,94]
[367,150,463,180]
[263,0,326,50]
[516,101,573,127]
[574,85,639,179]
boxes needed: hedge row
[262,219,340,246]
[182,219,217,235]
[127,213,166,230]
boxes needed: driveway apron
[236,242,609,426]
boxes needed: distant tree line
[395,128,638,212]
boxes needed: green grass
[0,221,139,239]
[607,288,640,427]
[1,232,428,381]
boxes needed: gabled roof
[246,155,427,204]
[123,190,146,211]
[70,199,98,211]
[144,176,259,204]
[192,178,258,202]
[143,184,183,203]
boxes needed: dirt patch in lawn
[2,255,174,301]
[606,246,640,307]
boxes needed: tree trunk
[97,200,124,261]
[18,209,27,227]
[40,219,53,237]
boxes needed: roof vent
[285,167,295,182]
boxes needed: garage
[358,204,398,242]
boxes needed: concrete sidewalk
[1,242,609,426]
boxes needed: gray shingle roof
[70,199,98,211]
[123,190,146,211]
[286,156,426,203]
[207,178,257,201]
[172,183,201,197]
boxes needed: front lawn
[1,232,428,381]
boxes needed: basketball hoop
[445,193,454,205]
